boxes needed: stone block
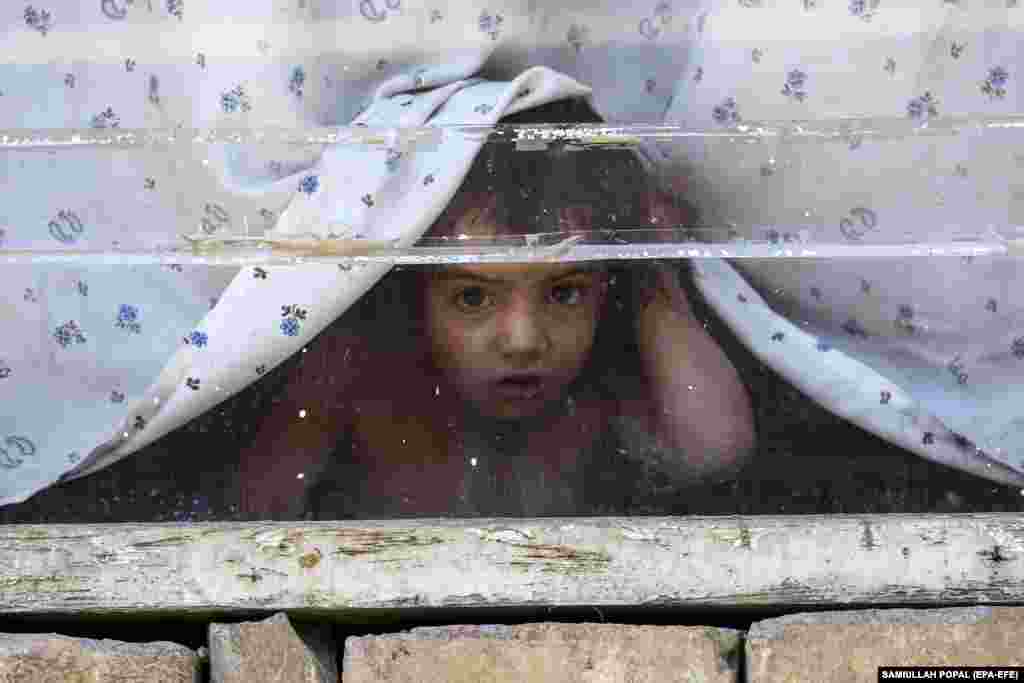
[209,611,338,682]
[0,632,200,682]
[343,622,741,682]
[747,606,1024,682]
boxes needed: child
[237,97,756,519]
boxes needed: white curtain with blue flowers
[3,0,1024,506]
[666,0,1024,488]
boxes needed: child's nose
[496,302,550,356]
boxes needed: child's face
[424,262,609,420]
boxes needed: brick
[208,611,337,683]
[343,622,741,682]
[747,606,1024,682]
[0,632,200,682]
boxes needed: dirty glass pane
[4,106,1024,522]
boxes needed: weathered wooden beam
[2,514,1023,617]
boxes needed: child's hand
[632,259,694,320]
[629,186,699,317]
[629,256,757,482]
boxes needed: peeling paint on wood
[1,515,1024,616]
[333,529,447,557]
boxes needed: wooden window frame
[3,514,1023,618]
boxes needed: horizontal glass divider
[3,116,1024,149]
[1,239,1017,266]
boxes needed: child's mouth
[495,375,544,400]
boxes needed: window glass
[4,101,1024,522]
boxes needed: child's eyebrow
[437,266,599,284]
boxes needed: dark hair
[420,96,697,240]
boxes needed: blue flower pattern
[478,10,504,40]
[24,6,53,36]
[91,107,120,129]
[186,330,208,347]
[53,320,86,348]
[849,0,879,22]
[299,174,319,195]
[289,66,305,99]
[280,305,307,337]
[712,97,741,125]
[781,69,808,102]
[220,85,251,114]
[115,304,142,334]
[907,92,940,120]
[982,66,1010,100]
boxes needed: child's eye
[454,286,494,311]
[550,283,587,306]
